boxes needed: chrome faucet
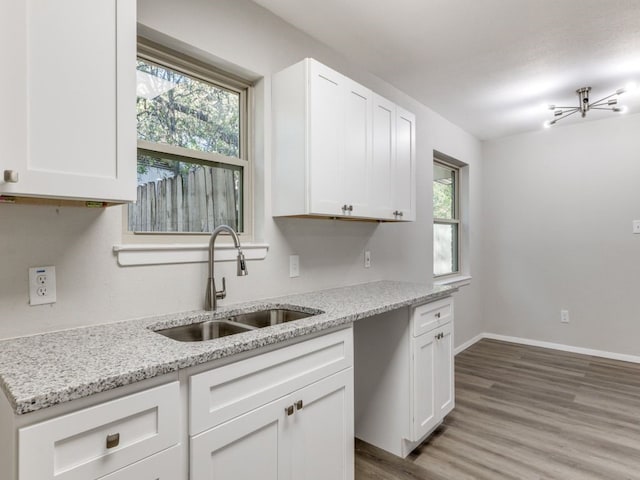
[205,225,248,311]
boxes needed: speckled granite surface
[0,281,455,415]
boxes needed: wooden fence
[128,165,239,232]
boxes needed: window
[433,159,459,277]
[128,41,251,236]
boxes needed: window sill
[434,275,472,288]
[113,242,269,267]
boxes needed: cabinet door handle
[296,399,304,410]
[285,405,295,416]
[3,170,19,183]
[106,433,120,449]
[348,205,353,212]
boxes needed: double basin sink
[156,308,319,342]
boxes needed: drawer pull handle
[296,400,304,410]
[106,433,120,449]
[285,405,295,416]
[435,312,441,318]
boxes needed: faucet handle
[216,277,227,300]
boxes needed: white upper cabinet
[272,58,414,221]
[394,106,416,221]
[370,95,416,221]
[0,0,136,203]
[369,94,395,219]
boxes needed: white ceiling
[252,0,640,140]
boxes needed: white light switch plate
[364,250,371,268]
[29,266,56,305]
[633,220,640,234]
[289,255,300,278]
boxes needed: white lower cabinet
[354,296,454,458]
[3,329,355,480]
[18,381,181,480]
[411,321,454,441]
[191,369,353,480]
[189,328,354,480]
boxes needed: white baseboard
[455,332,640,364]
[454,334,484,356]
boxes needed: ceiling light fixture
[544,86,628,128]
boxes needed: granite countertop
[0,280,456,415]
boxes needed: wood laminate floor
[355,339,640,480]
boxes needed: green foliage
[433,180,454,219]
[136,60,240,175]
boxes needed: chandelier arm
[589,107,618,111]
[589,92,618,107]
[551,108,580,123]
[552,106,579,110]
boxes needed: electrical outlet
[364,250,371,268]
[560,309,570,324]
[289,255,300,278]
[633,220,640,234]
[29,266,56,306]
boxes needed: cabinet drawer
[19,382,180,480]
[412,297,453,337]
[190,327,353,435]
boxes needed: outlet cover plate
[29,266,56,306]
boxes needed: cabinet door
[291,369,354,480]
[393,107,416,221]
[308,61,346,216]
[411,330,437,441]
[0,0,136,202]
[370,94,395,220]
[342,79,372,217]
[435,322,455,418]
[190,395,291,480]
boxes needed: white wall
[0,0,483,347]
[482,113,640,356]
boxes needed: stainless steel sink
[156,320,252,342]
[226,308,313,329]
[155,308,318,342]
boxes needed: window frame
[123,38,253,243]
[433,157,461,278]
